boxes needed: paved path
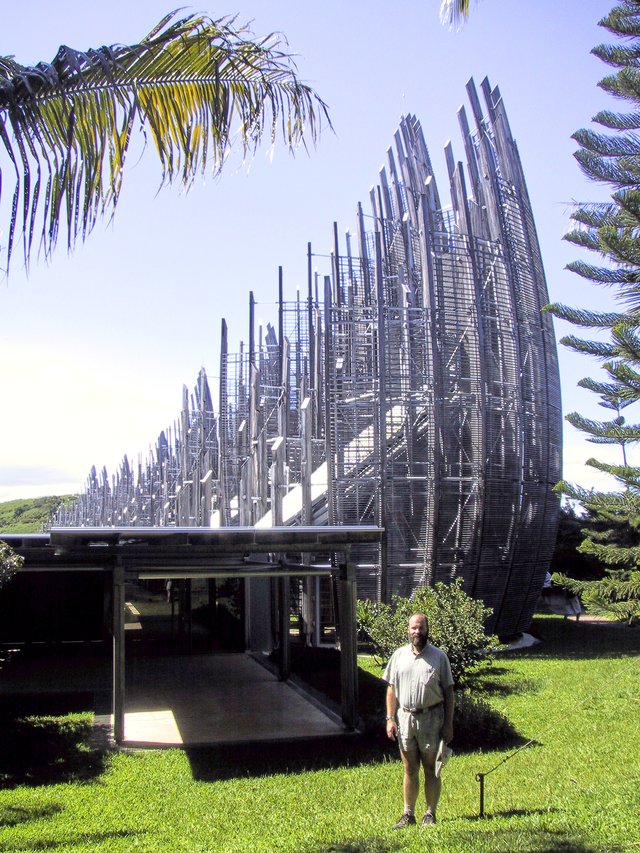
[0,649,345,747]
[121,653,343,746]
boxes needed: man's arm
[385,684,399,741]
[441,684,455,744]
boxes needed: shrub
[0,712,99,788]
[356,578,498,684]
[0,540,22,591]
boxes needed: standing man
[383,612,455,829]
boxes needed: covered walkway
[118,653,344,746]
[3,525,383,746]
[0,648,345,747]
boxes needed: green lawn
[0,615,638,852]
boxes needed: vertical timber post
[307,243,316,426]
[323,276,336,528]
[374,227,389,601]
[339,553,358,730]
[300,396,314,644]
[112,557,125,744]
[272,436,289,681]
[219,319,229,527]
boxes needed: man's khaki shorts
[397,704,443,754]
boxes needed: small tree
[356,578,497,684]
[0,540,22,590]
[551,503,605,580]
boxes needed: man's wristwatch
[385,715,395,721]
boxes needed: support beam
[278,571,290,681]
[112,558,125,744]
[338,558,358,730]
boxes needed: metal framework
[55,79,562,636]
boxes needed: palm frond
[0,11,331,274]
[439,0,473,30]
[594,109,640,130]
[592,42,640,68]
[570,200,621,227]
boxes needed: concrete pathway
[121,653,343,746]
[0,649,345,748]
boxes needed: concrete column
[338,559,358,730]
[112,559,125,744]
[300,396,313,644]
[278,571,290,681]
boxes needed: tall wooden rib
[55,79,561,636]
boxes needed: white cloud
[561,428,635,493]
[0,341,195,500]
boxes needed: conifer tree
[546,0,640,625]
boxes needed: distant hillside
[0,496,73,534]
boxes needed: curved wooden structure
[56,78,561,636]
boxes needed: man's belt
[402,703,443,714]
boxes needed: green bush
[356,578,498,684]
[0,539,22,590]
[0,712,99,787]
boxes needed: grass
[0,615,638,852]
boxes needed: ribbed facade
[56,78,561,636]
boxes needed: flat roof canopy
[2,525,383,739]
[4,526,384,578]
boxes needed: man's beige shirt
[383,642,453,709]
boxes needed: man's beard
[412,634,427,651]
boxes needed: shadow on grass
[186,733,398,782]
[524,615,640,661]
[300,840,403,852]
[462,807,560,821]
[0,804,62,827]
[0,829,147,851]
[299,837,595,853]
[292,811,593,853]
[466,666,540,698]
[446,824,598,853]
[0,693,107,790]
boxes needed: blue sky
[0,0,627,503]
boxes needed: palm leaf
[439,0,474,30]
[0,11,330,274]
